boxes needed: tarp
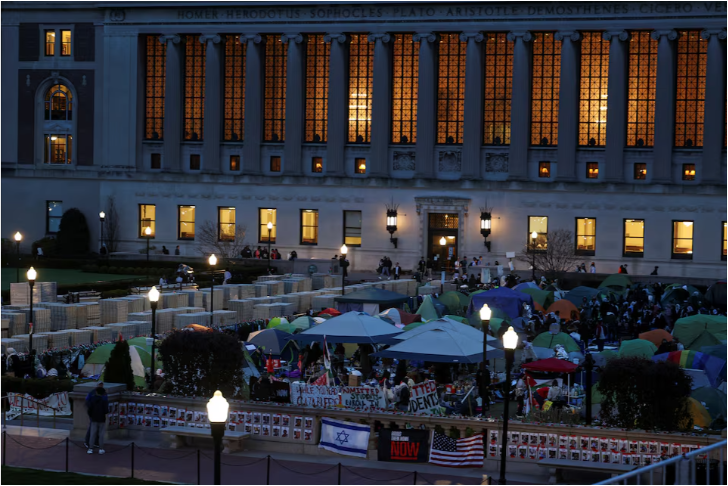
[653,350,727,387]
[519,288,554,309]
[373,328,504,363]
[289,311,403,345]
[617,339,658,358]
[468,287,533,320]
[546,300,580,320]
[598,274,632,291]
[563,286,600,307]
[672,315,727,348]
[691,386,727,420]
[532,332,580,353]
[394,317,501,347]
[521,357,578,373]
[334,287,408,305]
[705,282,727,308]
[638,329,673,347]
[416,295,441,322]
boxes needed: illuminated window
[579,32,609,146]
[682,163,696,181]
[672,221,694,259]
[43,134,72,164]
[45,84,72,121]
[528,216,548,250]
[575,218,596,255]
[145,35,166,140]
[270,156,281,172]
[437,33,466,144]
[623,219,644,257]
[348,34,373,143]
[229,155,240,171]
[45,30,55,56]
[675,30,707,148]
[627,31,657,147]
[586,162,599,179]
[218,207,236,241]
[312,156,323,173]
[300,210,319,245]
[178,205,196,240]
[531,33,561,146]
[60,30,71,56]
[184,35,205,141]
[139,204,156,238]
[151,153,161,169]
[392,33,418,144]
[483,32,513,145]
[305,34,329,143]
[223,35,245,142]
[343,210,362,246]
[538,161,551,178]
[189,154,200,170]
[634,163,647,180]
[723,222,726,260]
[259,209,277,243]
[354,158,366,174]
[265,35,286,142]
[47,201,63,234]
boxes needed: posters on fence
[378,429,430,462]
[408,380,442,415]
[290,383,385,410]
[5,392,72,420]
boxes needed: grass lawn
[2,268,141,292]
[1,467,168,484]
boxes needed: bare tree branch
[517,229,581,279]
[195,220,248,263]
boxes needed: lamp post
[499,326,519,485]
[530,231,537,281]
[99,211,106,255]
[479,304,492,413]
[266,221,273,274]
[144,226,152,284]
[385,200,399,249]
[27,267,37,356]
[584,353,595,426]
[207,390,229,486]
[208,254,217,324]
[148,286,159,390]
[14,232,22,283]
[480,209,492,252]
[339,244,348,295]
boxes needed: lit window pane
[218,207,236,241]
[301,210,319,245]
[674,31,707,148]
[224,35,245,141]
[145,35,166,140]
[437,34,466,144]
[139,204,156,237]
[627,31,657,147]
[178,206,196,239]
[348,34,373,143]
[483,33,512,145]
[184,35,205,141]
[531,33,561,146]
[672,221,694,256]
[305,34,329,143]
[392,34,418,144]
[264,35,286,142]
[259,208,277,243]
[61,30,72,56]
[528,216,548,249]
[576,218,596,252]
[578,32,609,146]
[344,210,362,246]
[623,219,644,255]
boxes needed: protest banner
[407,380,441,415]
[339,386,385,409]
[6,392,72,419]
[378,429,430,462]
[290,383,385,410]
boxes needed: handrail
[1,393,63,430]
[0,394,64,411]
[595,439,727,485]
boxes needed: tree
[597,357,693,431]
[517,229,580,279]
[104,339,135,391]
[56,208,90,256]
[195,220,248,262]
[103,196,121,253]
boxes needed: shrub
[101,289,129,299]
[32,237,58,258]
[56,209,90,256]
[104,339,135,391]
[1,376,76,398]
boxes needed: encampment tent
[334,287,409,313]
[617,339,658,358]
[468,287,533,320]
[532,331,580,353]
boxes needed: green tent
[532,331,580,353]
[601,349,618,361]
[290,316,315,331]
[267,317,290,329]
[489,317,507,334]
[439,292,463,315]
[673,315,727,348]
[519,288,554,309]
[686,330,723,351]
[691,387,727,420]
[598,274,632,291]
[618,339,658,358]
[661,287,690,306]
[416,295,440,322]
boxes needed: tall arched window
[44,84,73,121]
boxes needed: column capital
[199,34,221,44]
[701,29,727,40]
[239,34,263,44]
[651,29,678,41]
[323,33,347,44]
[158,34,180,45]
[413,32,437,43]
[459,32,484,43]
[367,32,391,43]
[555,31,581,42]
[281,33,303,44]
[602,30,630,42]
[507,31,532,42]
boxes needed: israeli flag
[319,417,371,458]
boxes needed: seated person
[546,380,566,409]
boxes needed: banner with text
[378,429,430,462]
[291,383,385,410]
[6,392,72,418]
[408,380,442,415]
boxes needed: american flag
[429,431,484,467]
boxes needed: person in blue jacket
[87,385,109,454]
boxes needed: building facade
[1,1,726,277]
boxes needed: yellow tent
[679,397,712,429]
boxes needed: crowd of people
[239,246,285,260]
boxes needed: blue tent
[373,328,504,363]
[393,317,501,347]
[514,282,539,292]
[287,311,402,345]
[248,329,299,362]
[563,286,600,307]
[468,287,534,320]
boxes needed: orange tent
[186,324,212,332]
[547,300,580,320]
[638,329,673,347]
[318,307,342,317]
[533,302,547,314]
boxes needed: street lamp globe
[266,222,273,231]
[14,232,22,242]
[149,285,160,303]
[340,244,348,255]
[27,267,37,281]
[503,326,519,350]
[530,231,537,240]
[207,390,229,423]
[209,254,217,266]
[479,304,492,321]
[99,211,106,221]
[145,226,152,236]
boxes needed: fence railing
[1,395,61,429]
[595,440,726,485]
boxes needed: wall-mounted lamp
[480,203,493,252]
[385,200,399,249]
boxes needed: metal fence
[595,440,726,485]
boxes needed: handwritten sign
[407,380,441,416]
[340,386,385,409]
[6,392,72,418]
[290,383,385,410]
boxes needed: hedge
[1,376,76,399]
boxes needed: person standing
[223,268,232,285]
[590,262,596,274]
[83,382,104,449]
[418,257,426,275]
[650,266,659,276]
[393,262,401,280]
[87,385,109,454]
[174,245,180,256]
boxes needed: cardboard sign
[407,380,441,415]
[290,383,385,410]
[378,429,429,463]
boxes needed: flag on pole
[429,431,484,467]
[322,335,334,386]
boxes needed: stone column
[414,33,438,179]
[603,31,630,184]
[200,34,222,173]
[651,29,678,184]
[241,34,264,175]
[507,31,532,181]
[461,32,485,180]
[700,29,727,185]
[555,31,581,182]
[283,33,304,176]
[160,34,182,172]
[324,33,349,177]
[367,32,392,178]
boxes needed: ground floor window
[139,204,156,237]
[259,208,276,243]
[44,134,72,164]
[46,201,63,234]
[723,222,726,261]
[218,207,235,241]
[672,220,693,259]
[300,209,318,245]
[575,218,596,255]
[178,205,195,240]
[343,210,362,246]
[528,216,548,250]
[623,219,644,257]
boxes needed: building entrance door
[427,213,459,272]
